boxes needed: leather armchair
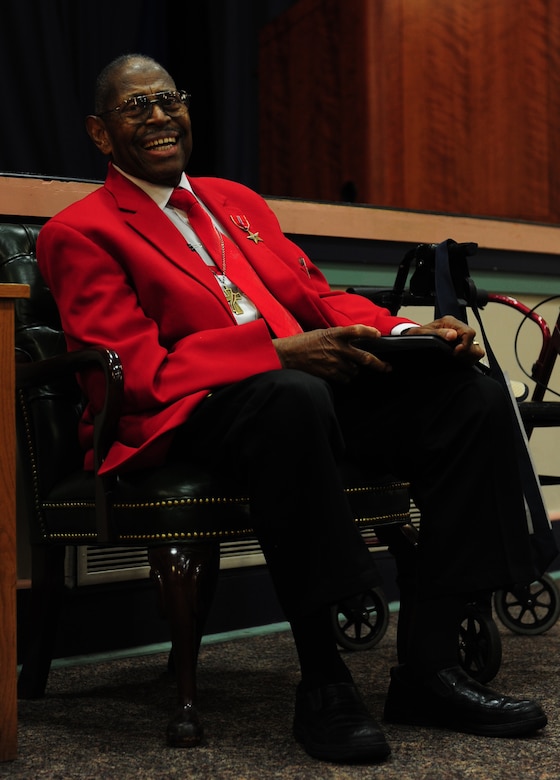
[0,222,410,747]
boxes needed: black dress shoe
[384,665,547,737]
[293,681,390,763]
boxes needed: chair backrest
[0,224,63,359]
[0,223,86,517]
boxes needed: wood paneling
[259,0,560,223]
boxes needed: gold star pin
[230,215,264,244]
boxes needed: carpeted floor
[2,614,560,780]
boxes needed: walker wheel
[458,603,502,683]
[331,587,390,651]
[493,574,560,635]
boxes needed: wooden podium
[0,283,29,762]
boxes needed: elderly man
[36,53,547,763]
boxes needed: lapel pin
[230,214,263,244]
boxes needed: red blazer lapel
[191,182,332,328]
[105,168,233,320]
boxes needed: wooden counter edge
[0,284,31,299]
[1,174,559,256]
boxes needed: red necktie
[168,188,302,337]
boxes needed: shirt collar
[112,165,193,209]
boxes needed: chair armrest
[16,347,124,542]
[347,285,490,315]
[16,347,123,468]
[346,286,402,315]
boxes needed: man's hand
[273,324,391,383]
[406,315,485,364]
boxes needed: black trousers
[171,365,536,620]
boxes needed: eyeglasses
[98,90,191,122]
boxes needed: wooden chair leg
[17,545,66,699]
[148,541,220,747]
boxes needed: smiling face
[86,57,192,187]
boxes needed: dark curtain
[1,0,168,180]
[0,0,297,185]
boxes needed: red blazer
[37,164,413,474]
